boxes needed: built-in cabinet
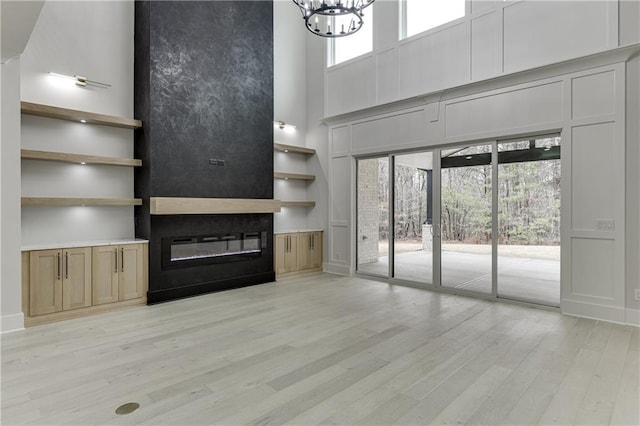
[28,247,92,316]
[92,243,145,305]
[275,231,323,276]
[22,241,148,326]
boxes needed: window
[329,8,374,66]
[401,0,465,39]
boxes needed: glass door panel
[393,152,433,284]
[356,157,390,278]
[497,137,561,306]
[440,145,493,294]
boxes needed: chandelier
[292,0,375,38]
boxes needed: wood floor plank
[1,272,637,426]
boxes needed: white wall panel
[471,11,502,81]
[20,1,134,116]
[352,110,424,152]
[331,126,351,156]
[327,56,377,116]
[620,0,640,46]
[503,1,612,73]
[444,81,563,139]
[21,116,133,158]
[571,71,616,120]
[375,0,399,50]
[470,0,502,16]
[21,162,133,198]
[571,238,616,300]
[330,225,350,264]
[377,48,399,105]
[571,122,616,231]
[331,156,350,222]
[21,206,135,245]
[398,22,469,99]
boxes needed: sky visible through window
[333,8,374,66]
[405,0,465,38]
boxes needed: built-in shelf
[22,197,142,206]
[274,172,316,181]
[21,101,142,129]
[21,149,142,167]
[281,201,316,208]
[150,197,282,215]
[274,143,316,156]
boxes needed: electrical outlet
[635,289,640,301]
[596,219,615,231]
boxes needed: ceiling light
[292,0,375,38]
[466,156,472,160]
[80,162,86,165]
[80,119,87,123]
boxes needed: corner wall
[1,58,24,333]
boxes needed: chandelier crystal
[292,0,375,38]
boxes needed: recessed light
[285,178,289,180]
[80,161,86,165]
[284,149,289,153]
[466,156,472,159]
[80,119,87,123]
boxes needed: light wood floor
[2,272,638,425]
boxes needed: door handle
[65,252,69,279]
[57,252,61,280]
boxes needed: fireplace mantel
[149,197,282,215]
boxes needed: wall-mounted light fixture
[274,121,296,133]
[48,72,111,88]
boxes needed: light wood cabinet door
[275,234,300,274]
[29,249,63,316]
[275,234,288,275]
[119,244,144,301]
[298,232,323,270]
[62,247,92,311]
[92,246,119,305]
[309,231,323,269]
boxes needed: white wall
[273,0,313,233]
[20,1,135,246]
[325,0,628,118]
[1,58,25,333]
[316,0,640,325]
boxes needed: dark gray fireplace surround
[134,1,275,304]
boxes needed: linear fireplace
[162,232,266,269]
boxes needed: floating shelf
[150,197,282,215]
[274,143,316,156]
[281,201,316,208]
[22,197,142,206]
[274,172,315,181]
[21,150,142,167]
[21,101,142,129]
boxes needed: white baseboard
[326,262,351,276]
[562,299,626,324]
[1,312,25,334]
[625,308,640,327]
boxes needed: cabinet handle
[309,235,312,250]
[286,236,289,253]
[311,235,314,251]
[56,252,61,280]
[121,248,124,272]
[114,248,118,273]
[65,252,69,279]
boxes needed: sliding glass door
[356,157,390,278]
[355,136,560,308]
[497,137,561,306]
[393,152,434,284]
[440,145,493,294]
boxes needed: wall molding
[1,313,25,334]
[562,299,626,324]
